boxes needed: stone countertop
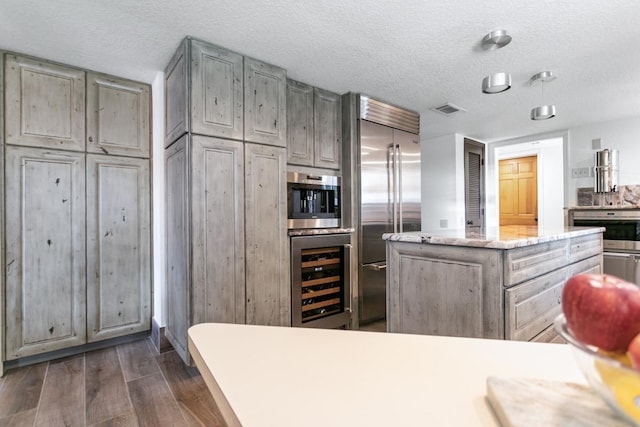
[566,205,640,210]
[288,227,354,236]
[382,225,605,249]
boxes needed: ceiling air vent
[431,103,467,116]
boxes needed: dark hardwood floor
[0,338,226,426]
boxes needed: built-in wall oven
[290,234,351,328]
[569,209,640,285]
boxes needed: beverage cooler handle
[388,144,398,233]
[397,144,403,233]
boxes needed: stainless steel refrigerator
[350,95,421,325]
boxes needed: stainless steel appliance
[290,234,352,328]
[348,95,421,325]
[594,149,619,193]
[287,172,340,229]
[569,209,640,285]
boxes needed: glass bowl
[554,314,640,425]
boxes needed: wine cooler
[291,234,352,328]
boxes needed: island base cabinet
[386,242,503,339]
[4,146,87,359]
[505,255,601,343]
[386,231,603,342]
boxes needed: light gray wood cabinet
[387,231,603,343]
[244,57,286,147]
[386,243,503,338]
[164,134,246,362]
[5,146,87,359]
[164,136,190,359]
[87,73,150,158]
[244,143,290,326]
[164,38,244,146]
[86,154,151,342]
[313,87,341,169]
[0,52,4,376]
[286,80,341,169]
[2,53,152,361]
[4,54,85,151]
[164,37,287,148]
[286,79,313,166]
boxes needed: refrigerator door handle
[397,144,403,233]
[388,144,397,233]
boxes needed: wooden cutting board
[486,376,630,427]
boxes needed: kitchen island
[188,322,599,427]
[383,225,604,342]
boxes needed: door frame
[464,138,485,231]
[486,133,567,230]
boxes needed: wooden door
[244,143,290,326]
[164,135,190,361]
[286,79,313,166]
[4,54,85,151]
[244,57,287,147]
[191,136,245,326]
[86,73,150,158]
[191,39,244,141]
[499,156,538,226]
[313,87,341,170]
[86,154,151,342]
[5,146,86,359]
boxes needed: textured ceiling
[2,0,640,141]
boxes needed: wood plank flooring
[0,338,226,426]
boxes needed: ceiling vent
[431,103,467,116]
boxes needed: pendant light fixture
[481,30,512,94]
[530,71,557,120]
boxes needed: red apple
[562,273,640,352]
[628,332,640,371]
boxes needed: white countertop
[382,225,605,249]
[188,323,586,427]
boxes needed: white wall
[151,72,166,326]
[421,133,465,230]
[566,116,640,206]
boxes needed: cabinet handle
[363,262,387,271]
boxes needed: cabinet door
[165,40,188,147]
[86,155,151,342]
[191,40,244,141]
[191,136,245,326]
[244,57,286,147]
[313,87,341,170]
[5,146,86,359]
[286,79,313,166]
[164,135,190,361]
[245,143,290,326]
[86,73,150,158]
[4,54,85,151]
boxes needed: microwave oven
[287,172,341,229]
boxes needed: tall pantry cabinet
[2,53,151,360]
[164,37,289,363]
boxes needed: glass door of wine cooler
[291,234,352,328]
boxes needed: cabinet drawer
[568,233,603,264]
[530,323,565,344]
[504,239,569,287]
[505,266,566,341]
